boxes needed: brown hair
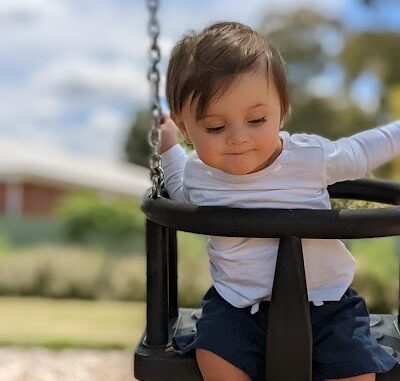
[166,21,289,122]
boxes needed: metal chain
[147,0,164,198]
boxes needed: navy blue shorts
[173,286,397,381]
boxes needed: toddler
[159,21,399,381]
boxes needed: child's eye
[248,117,267,125]
[205,126,225,134]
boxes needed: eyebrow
[200,103,268,120]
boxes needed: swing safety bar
[142,179,400,239]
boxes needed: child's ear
[171,113,192,144]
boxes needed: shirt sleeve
[321,121,400,185]
[160,144,187,202]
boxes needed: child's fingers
[160,113,168,124]
[159,114,179,154]
[161,113,174,124]
[160,115,179,132]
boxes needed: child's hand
[160,114,180,154]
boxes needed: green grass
[0,297,145,350]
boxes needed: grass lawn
[0,297,145,350]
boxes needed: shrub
[350,237,398,313]
[56,191,145,249]
[0,245,106,299]
[106,256,146,301]
[0,236,210,306]
[177,232,211,307]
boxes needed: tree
[340,32,400,117]
[258,9,344,98]
[257,8,400,137]
[124,109,151,167]
[257,9,376,138]
[389,85,400,120]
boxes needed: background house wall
[0,139,151,219]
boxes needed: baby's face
[174,70,283,175]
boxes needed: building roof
[0,139,151,198]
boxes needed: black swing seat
[135,311,400,381]
[134,179,400,381]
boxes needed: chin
[222,166,256,175]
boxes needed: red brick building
[0,140,150,218]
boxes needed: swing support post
[145,219,169,347]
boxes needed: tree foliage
[125,109,151,167]
[257,8,400,145]
[340,32,400,87]
[259,9,343,93]
[56,191,145,248]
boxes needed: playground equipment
[134,2,400,380]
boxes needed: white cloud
[31,58,148,102]
[0,83,62,127]
[0,0,146,64]
[88,109,125,134]
[0,0,65,21]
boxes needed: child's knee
[195,348,251,381]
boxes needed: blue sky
[1,0,399,163]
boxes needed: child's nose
[227,127,249,145]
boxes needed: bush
[177,232,211,307]
[56,191,145,250]
[107,256,146,301]
[0,235,210,305]
[350,237,398,313]
[0,245,106,299]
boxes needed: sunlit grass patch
[0,297,145,350]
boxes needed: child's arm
[321,121,400,185]
[160,116,187,202]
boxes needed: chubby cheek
[196,148,220,168]
[194,141,221,167]
[259,129,280,150]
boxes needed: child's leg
[326,372,375,380]
[196,348,252,381]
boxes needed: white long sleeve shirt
[161,122,400,313]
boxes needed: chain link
[147,0,164,198]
